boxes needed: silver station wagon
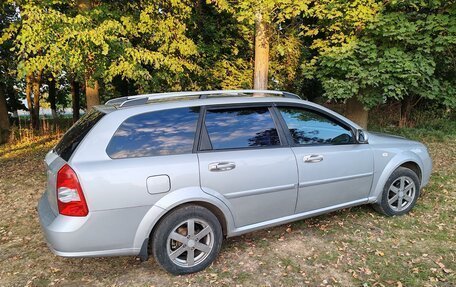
[38,90,432,274]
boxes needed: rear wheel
[373,167,420,216]
[151,205,222,275]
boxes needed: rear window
[54,109,105,161]
[106,107,199,159]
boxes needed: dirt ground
[0,136,454,287]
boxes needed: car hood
[367,131,419,145]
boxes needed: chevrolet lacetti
[38,90,432,274]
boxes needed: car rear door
[197,104,298,228]
[275,105,374,213]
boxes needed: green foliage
[106,1,199,92]
[186,3,253,90]
[2,0,202,95]
[302,0,456,108]
[208,0,309,90]
[0,0,455,122]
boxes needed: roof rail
[105,90,300,108]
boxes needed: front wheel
[373,167,421,216]
[151,205,223,275]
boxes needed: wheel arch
[150,201,228,240]
[400,161,422,182]
[132,187,234,254]
[369,151,424,203]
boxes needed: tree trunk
[71,80,81,123]
[345,97,368,129]
[76,0,100,109]
[76,0,91,10]
[32,71,42,130]
[399,97,414,128]
[25,74,36,129]
[116,77,130,97]
[85,78,100,109]
[0,83,10,144]
[253,11,269,90]
[48,77,57,120]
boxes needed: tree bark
[48,76,57,120]
[25,74,36,129]
[32,70,42,130]
[85,78,100,109]
[76,0,100,109]
[0,83,10,144]
[6,86,20,125]
[76,0,91,10]
[71,80,81,123]
[345,97,368,129]
[399,97,414,128]
[253,11,269,90]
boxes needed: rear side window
[202,107,280,150]
[54,109,105,161]
[107,107,199,159]
[278,107,354,145]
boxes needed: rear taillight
[56,164,88,216]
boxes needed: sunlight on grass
[0,135,59,159]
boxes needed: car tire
[151,205,223,275]
[373,167,421,216]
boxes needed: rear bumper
[38,193,146,257]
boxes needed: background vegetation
[0,1,455,286]
[0,0,455,144]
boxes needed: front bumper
[421,153,432,188]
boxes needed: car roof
[97,95,312,114]
[104,89,299,107]
[95,92,363,130]
[99,90,310,111]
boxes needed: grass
[0,128,454,286]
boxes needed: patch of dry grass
[0,135,454,286]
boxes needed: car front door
[275,105,374,213]
[198,105,298,228]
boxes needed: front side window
[203,107,280,150]
[278,107,354,145]
[107,107,199,158]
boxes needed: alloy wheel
[387,176,416,212]
[166,219,214,267]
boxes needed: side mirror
[356,129,369,143]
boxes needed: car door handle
[208,162,236,172]
[303,154,323,163]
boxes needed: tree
[71,79,81,123]
[187,1,253,90]
[209,0,308,89]
[301,0,456,128]
[0,84,9,144]
[253,11,270,90]
[76,0,100,109]
[105,1,199,93]
[47,76,57,119]
[299,0,381,128]
[0,2,15,143]
[1,1,68,130]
